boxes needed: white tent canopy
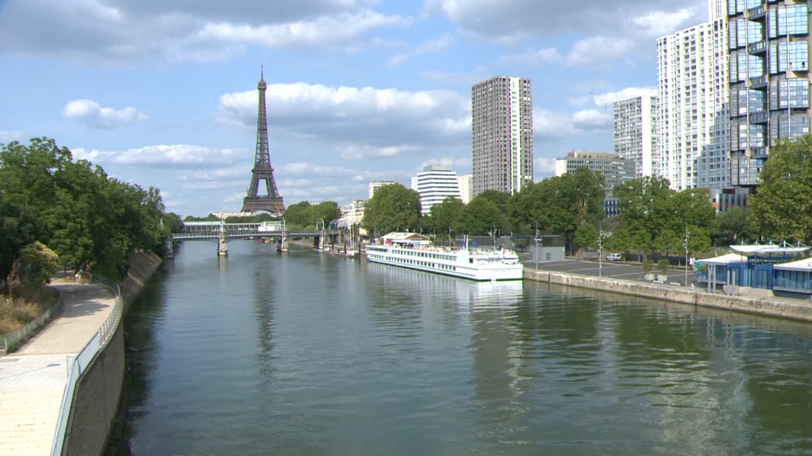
[699,253,748,265]
[774,258,812,272]
[729,241,809,255]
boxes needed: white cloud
[62,99,148,129]
[386,33,453,66]
[571,109,612,130]
[0,0,412,62]
[566,36,635,67]
[496,48,562,67]
[533,107,612,141]
[566,96,590,107]
[338,144,418,159]
[593,87,659,106]
[72,144,247,166]
[534,158,557,174]
[218,82,470,147]
[422,0,702,44]
[0,130,24,143]
[197,11,411,50]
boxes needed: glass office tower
[728,0,811,190]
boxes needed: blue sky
[0,0,707,216]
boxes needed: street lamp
[684,221,690,287]
[598,220,602,278]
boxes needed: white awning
[729,242,809,255]
[774,258,812,272]
[699,253,748,265]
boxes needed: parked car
[606,253,622,261]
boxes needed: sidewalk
[0,282,116,456]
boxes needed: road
[519,256,698,287]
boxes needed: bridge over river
[171,221,342,256]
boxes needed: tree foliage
[612,176,715,259]
[457,196,502,235]
[0,138,170,281]
[362,184,421,235]
[428,197,464,244]
[713,207,755,246]
[18,242,59,289]
[749,136,812,243]
[282,201,342,230]
[509,168,605,253]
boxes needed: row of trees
[361,168,606,253]
[1,138,177,286]
[283,201,342,230]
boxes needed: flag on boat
[471,240,478,248]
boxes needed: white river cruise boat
[365,232,523,281]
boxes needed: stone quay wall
[525,269,812,323]
[62,251,162,456]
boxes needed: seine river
[120,240,812,455]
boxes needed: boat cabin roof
[382,232,431,245]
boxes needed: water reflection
[121,244,812,456]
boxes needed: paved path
[521,257,699,287]
[0,282,115,456]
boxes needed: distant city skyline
[0,0,712,215]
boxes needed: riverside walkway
[0,282,116,456]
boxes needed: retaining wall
[62,251,162,456]
[525,269,812,323]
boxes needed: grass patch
[0,285,58,338]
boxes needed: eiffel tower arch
[242,67,285,215]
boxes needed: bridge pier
[218,234,228,256]
[277,233,289,252]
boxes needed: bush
[642,260,656,274]
[19,242,59,289]
[657,259,671,273]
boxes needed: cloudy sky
[0,0,708,216]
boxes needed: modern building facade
[471,76,534,196]
[727,0,811,193]
[554,151,636,216]
[710,0,726,21]
[340,199,367,226]
[613,95,659,178]
[368,180,395,199]
[457,174,473,204]
[657,17,730,194]
[413,165,462,216]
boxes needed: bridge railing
[51,275,123,456]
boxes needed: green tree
[283,201,313,229]
[457,197,502,235]
[310,201,342,227]
[162,212,185,234]
[713,207,754,246]
[0,193,37,289]
[18,241,59,289]
[574,223,599,252]
[749,135,812,243]
[429,197,463,245]
[613,176,674,261]
[362,184,421,235]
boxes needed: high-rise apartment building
[457,174,473,204]
[727,0,811,192]
[413,165,462,216]
[471,76,533,196]
[613,96,659,178]
[709,0,726,21]
[657,18,730,194]
[554,151,636,216]
[368,180,395,199]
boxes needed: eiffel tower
[241,67,285,215]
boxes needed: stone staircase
[0,390,63,455]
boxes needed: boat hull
[365,249,523,281]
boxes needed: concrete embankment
[61,251,162,456]
[525,268,812,323]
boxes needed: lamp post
[684,221,690,287]
[598,220,602,278]
[534,228,539,270]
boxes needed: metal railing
[1,290,63,354]
[50,275,123,456]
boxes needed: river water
[120,240,812,455]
